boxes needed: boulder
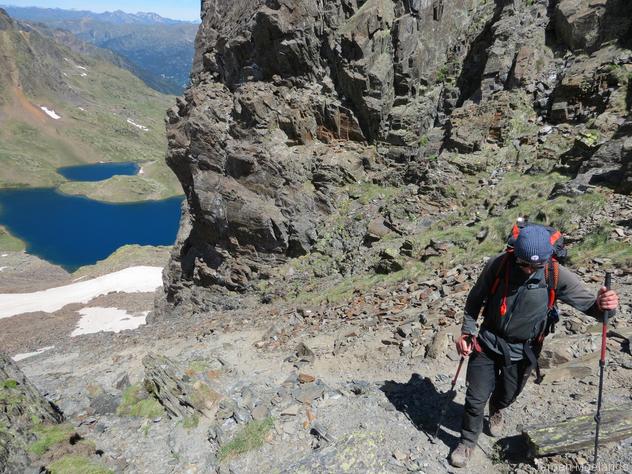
[143,354,222,419]
[375,249,404,274]
[556,0,632,53]
[560,121,632,194]
[556,0,606,52]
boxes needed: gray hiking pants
[460,346,530,446]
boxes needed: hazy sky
[4,1,201,21]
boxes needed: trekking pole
[593,272,612,468]
[433,356,466,442]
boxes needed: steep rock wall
[159,0,632,318]
[159,0,491,317]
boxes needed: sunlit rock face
[159,0,632,318]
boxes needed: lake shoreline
[0,159,183,204]
[0,187,182,271]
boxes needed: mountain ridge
[4,5,198,94]
[0,8,181,201]
[0,5,199,25]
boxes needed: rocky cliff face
[0,352,63,472]
[159,0,632,318]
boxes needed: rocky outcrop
[0,352,63,472]
[143,353,223,419]
[159,0,497,317]
[563,120,632,193]
[0,8,14,30]
[555,0,632,53]
[159,0,632,318]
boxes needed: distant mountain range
[0,6,199,25]
[2,5,198,94]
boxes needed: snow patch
[138,166,144,175]
[126,118,149,132]
[80,73,87,77]
[12,346,54,362]
[41,107,61,120]
[71,307,148,336]
[76,65,87,71]
[0,267,7,272]
[78,107,86,111]
[0,266,163,319]
[1,254,7,257]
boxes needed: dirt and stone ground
[3,248,631,473]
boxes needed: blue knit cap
[514,225,553,264]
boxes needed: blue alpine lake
[0,188,182,271]
[57,162,140,181]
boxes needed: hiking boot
[488,404,504,437]
[449,442,473,468]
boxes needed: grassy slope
[0,225,25,251]
[279,167,630,307]
[0,23,182,201]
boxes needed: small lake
[57,162,140,181]
[0,188,182,271]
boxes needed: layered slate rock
[160,0,632,318]
[555,0,632,53]
[159,0,492,317]
[0,352,63,472]
[143,353,223,419]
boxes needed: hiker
[449,224,619,468]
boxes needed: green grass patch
[187,360,209,374]
[183,415,200,429]
[218,417,274,463]
[2,379,18,389]
[48,455,113,474]
[0,121,75,189]
[345,182,402,205]
[0,225,25,251]
[284,169,615,309]
[0,28,175,197]
[29,423,74,456]
[116,384,164,419]
[0,379,28,414]
[570,225,632,267]
[377,172,605,274]
[411,173,607,268]
[436,65,449,83]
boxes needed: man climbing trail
[448,224,619,468]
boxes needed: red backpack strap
[499,265,510,317]
[544,259,559,309]
[490,253,509,294]
[489,253,511,317]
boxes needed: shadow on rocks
[492,434,532,465]
[380,373,462,448]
